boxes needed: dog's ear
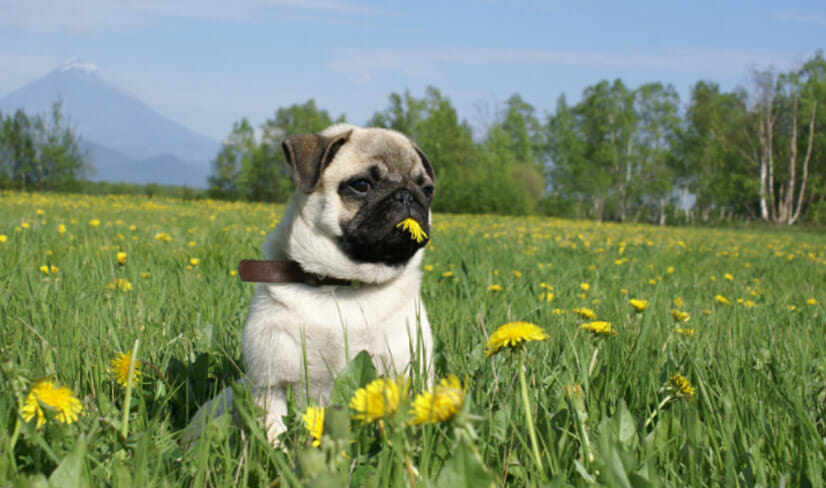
[412,143,435,182]
[282,130,352,193]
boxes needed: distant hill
[81,141,211,187]
[0,59,219,188]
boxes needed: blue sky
[1,0,824,141]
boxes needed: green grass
[1,190,825,486]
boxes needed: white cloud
[774,11,826,27]
[326,47,804,82]
[0,0,391,33]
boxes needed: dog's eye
[421,185,434,198]
[349,178,372,194]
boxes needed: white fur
[187,126,433,445]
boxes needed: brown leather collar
[238,259,355,287]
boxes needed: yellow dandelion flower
[0,234,7,243]
[715,294,731,305]
[744,300,756,308]
[629,299,649,312]
[673,297,684,308]
[39,265,59,275]
[58,224,66,236]
[349,377,408,423]
[21,379,83,428]
[410,375,466,425]
[787,304,797,311]
[395,218,428,243]
[116,252,127,265]
[442,271,453,278]
[512,270,522,278]
[89,219,100,227]
[666,266,675,274]
[302,406,325,447]
[807,298,818,306]
[21,222,31,229]
[581,321,616,336]
[579,283,590,291]
[552,308,565,315]
[668,372,695,400]
[423,264,434,272]
[488,284,503,292]
[485,321,549,357]
[573,307,596,320]
[620,288,628,295]
[675,328,695,336]
[724,273,734,281]
[229,269,238,277]
[189,257,200,267]
[671,309,690,322]
[110,352,141,387]
[648,279,657,285]
[154,232,172,242]
[140,272,150,279]
[539,291,554,302]
[106,278,132,292]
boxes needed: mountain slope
[82,141,211,187]
[0,59,219,187]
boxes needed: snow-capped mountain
[0,59,220,187]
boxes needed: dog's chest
[246,282,425,380]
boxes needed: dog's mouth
[338,190,430,266]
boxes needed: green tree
[0,103,88,192]
[0,109,36,191]
[367,91,425,136]
[770,52,824,223]
[567,79,637,221]
[480,124,536,214]
[500,94,545,171]
[208,100,343,202]
[31,101,90,191]
[679,81,752,222]
[208,118,255,200]
[544,94,591,218]
[795,51,826,223]
[633,82,681,224]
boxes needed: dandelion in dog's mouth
[396,218,427,243]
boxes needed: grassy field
[1,190,824,486]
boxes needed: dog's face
[280,124,434,280]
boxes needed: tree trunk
[757,111,770,221]
[790,101,817,224]
[782,96,799,223]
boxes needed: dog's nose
[393,189,414,207]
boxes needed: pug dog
[187,124,435,444]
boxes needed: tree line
[211,51,826,225]
[2,52,823,225]
[0,101,89,192]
